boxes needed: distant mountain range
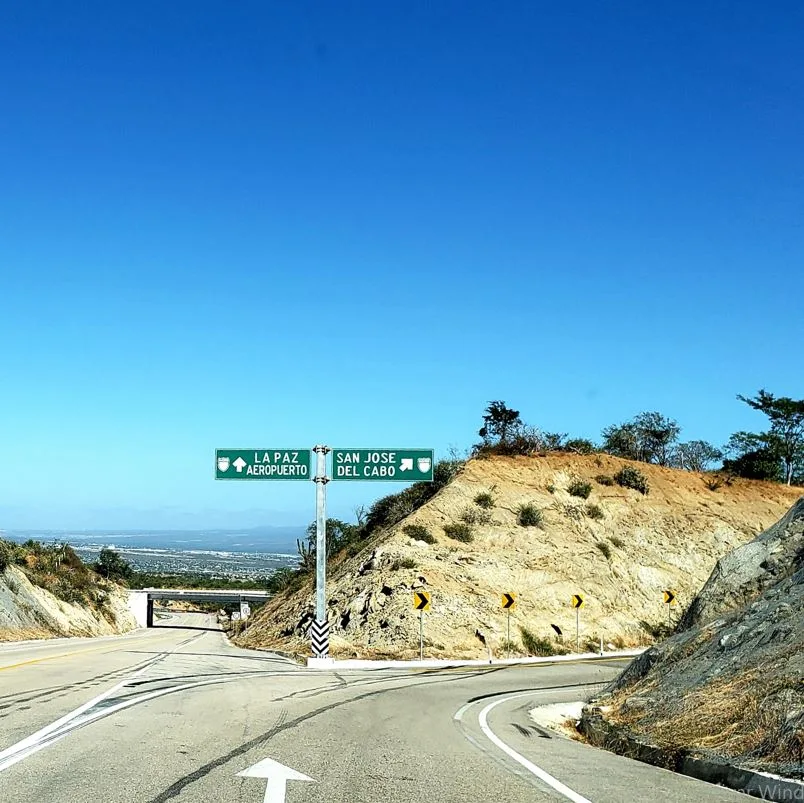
[0,525,303,554]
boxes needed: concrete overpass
[127,588,271,628]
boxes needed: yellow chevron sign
[571,594,584,609]
[413,591,431,611]
[501,593,517,610]
[663,590,676,605]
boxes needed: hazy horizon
[0,523,304,554]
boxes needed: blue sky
[1,1,802,530]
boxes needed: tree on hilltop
[722,431,783,482]
[602,412,680,466]
[737,390,804,485]
[478,401,522,445]
[673,440,723,472]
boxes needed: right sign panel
[331,449,434,482]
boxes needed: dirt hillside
[0,564,137,640]
[581,496,804,780]
[236,454,802,659]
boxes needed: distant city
[0,527,303,579]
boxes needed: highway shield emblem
[417,457,432,474]
[217,457,231,472]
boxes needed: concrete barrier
[127,591,149,629]
[306,649,645,670]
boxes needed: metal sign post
[419,610,424,660]
[217,444,434,664]
[310,445,331,659]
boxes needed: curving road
[0,613,747,802]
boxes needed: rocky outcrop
[581,497,804,788]
[680,496,804,629]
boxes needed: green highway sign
[331,449,434,482]
[215,449,311,480]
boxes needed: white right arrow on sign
[238,757,314,803]
[400,458,414,471]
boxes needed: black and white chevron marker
[310,619,330,658]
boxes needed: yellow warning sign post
[501,593,516,658]
[413,591,430,659]
[663,590,676,628]
[572,594,584,651]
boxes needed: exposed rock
[680,497,804,629]
[0,565,136,638]
[583,497,804,779]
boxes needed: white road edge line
[477,693,593,803]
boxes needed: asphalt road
[0,613,748,802]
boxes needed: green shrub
[444,522,474,543]
[568,479,592,499]
[474,491,495,509]
[365,459,464,535]
[391,557,417,570]
[610,535,625,548]
[517,503,543,527]
[460,507,491,525]
[0,541,11,573]
[403,524,435,544]
[595,542,612,559]
[546,483,556,494]
[614,466,650,495]
[705,476,723,491]
[265,567,301,594]
[595,474,614,486]
[586,503,604,520]
[564,438,597,455]
[520,627,564,656]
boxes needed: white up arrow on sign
[400,458,414,471]
[238,757,313,803]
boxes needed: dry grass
[608,669,804,764]
[0,627,55,642]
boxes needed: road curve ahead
[0,613,747,802]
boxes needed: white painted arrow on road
[400,458,414,471]
[238,757,314,803]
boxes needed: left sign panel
[215,449,312,480]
